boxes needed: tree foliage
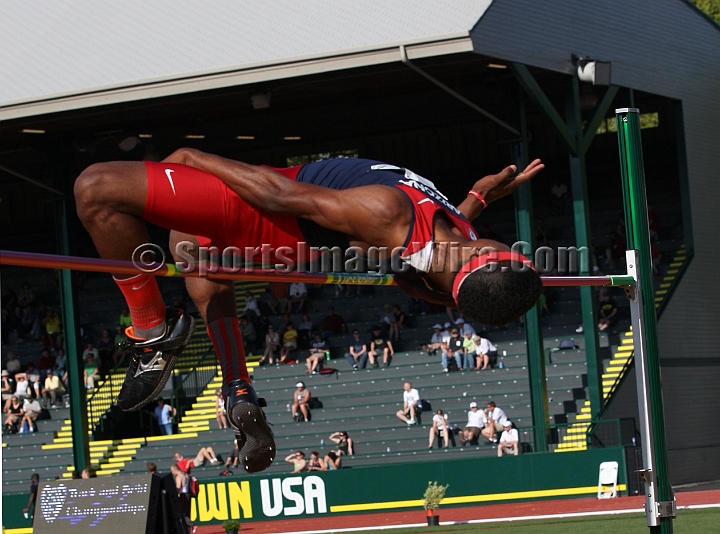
[689,0,720,24]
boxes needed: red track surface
[194,489,720,533]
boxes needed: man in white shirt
[41,373,65,409]
[498,420,519,456]
[460,401,487,445]
[422,324,445,355]
[482,401,508,443]
[455,318,476,337]
[288,283,307,313]
[20,397,42,432]
[396,381,420,425]
[475,336,498,370]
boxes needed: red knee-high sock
[114,274,166,339]
[207,317,251,384]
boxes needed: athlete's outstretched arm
[457,159,544,221]
[163,148,410,247]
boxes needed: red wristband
[467,190,487,210]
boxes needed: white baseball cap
[296,382,305,388]
[433,324,442,329]
[455,318,465,324]
[444,322,452,328]
[504,420,513,427]
[469,402,478,408]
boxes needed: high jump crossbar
[0,249,635,288]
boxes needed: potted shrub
[222,519,241,534]
[423,481,449,526]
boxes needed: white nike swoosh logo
[165,168,177,195]
[131,277,151,291]
[417,198,434,205]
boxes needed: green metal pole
[512,92,548,452]
[565,75,603,418]
[616,109,674,533]
[57,198,91,473]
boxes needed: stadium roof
[0,0,492,120]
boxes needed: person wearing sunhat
[497,420,519,456]
[291,381,311,422]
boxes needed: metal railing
[169,347,219,423]
[515,418,624,453]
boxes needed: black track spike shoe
[224,379,275,473]
[117,307,195,411]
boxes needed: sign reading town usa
[190,476,327,522]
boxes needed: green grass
[356,508,719,534]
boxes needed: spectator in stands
[242,291,261,321]
[17,282,36,310]
[280,312,292,333]
[153,397,175,435]
[239,316,257,354]
[481,401,508,443]
[13,372,30,402]
[20,306,41,341]
[324,451,342,470]
[225,443,239,469]
[279,322,298,362]
[215,389,228,429]
[459,402,486,446]
[462,331,477,370]
[344,329,368,370]
[421,324,445,356]
[307,451,326,471]
[320,307,347,339]
[53,349,67,379]
[71,470,81,479]
[4,396,23,433]
[1,370,14,404]
[260,324,280,365]
[598,289,618,332]
[392,304,405,341]
[445,328,464,372]
[550,178,568,214]
[291,381,311,422]
[84,354,101,390]
[119,308,132,330]
[173,448,220,471]
[37,348,56,380]
[329,431,354,456]
[368,325,394,367]
[305,333,329,374]
[407,297,428,316]
[379,304,396,339]
[169,464,195,533]
[535,217,549,246]
[41,372,64,409]
[455,317,476,337]
[297,313,314,349]
[82,342,99,362]
[23,473,39,521]
[395,381,420,426]
[428,409,450,448]
[96,329,114,371]
[81,468,95,478]
[287,282,307,313]
[604,229,626,270]
[147,462,158,475]
[498,421,519,456]
[266,282,289,314]
[5,352,21,374]
[113,326,129,366]
[285,451,307,472]
[20,396,42,432]
[42,309,62,350]
[24,363,42,399]
[475,335,498,370]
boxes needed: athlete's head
[452,250,542,326]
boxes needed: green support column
[57,198,90,473]
[565,75,603,417]
[616,109,674,533]
[512,92,548,452]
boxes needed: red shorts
[143,161,306,257]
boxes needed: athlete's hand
[471,159,545,206]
